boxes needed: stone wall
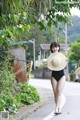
[34,68,52,79]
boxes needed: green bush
[69,70,74,81]
[19,83,40,104]
[0,94,17,114]
[0,82,40,114]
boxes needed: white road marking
[60,94,66,109]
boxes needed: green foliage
[68,41,80,61]
[0,13,31,45]
[0,0,80,30]
[67,16,80,42]
[69,70,75,81]
[0,69,17,95]
[0,83,40,114]
[53,16,80,43]
[0,94,17,114]
[19,83,40,104]
[76,38,80,43]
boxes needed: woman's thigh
[51,77,57,93]
[57,76,66,93]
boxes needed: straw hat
[47,52,67,71]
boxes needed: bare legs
[51,76,66,113]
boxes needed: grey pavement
[13,78,80,120]
[23,96,80,120]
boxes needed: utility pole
[29,39,36,69]
[33,39,35,69]
[63,23,68,54]
[65,23,67,45]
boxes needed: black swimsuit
[51,69,64,82]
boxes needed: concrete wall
[34,68,52,79]
[9,48,27,83]
[34,68,69,80]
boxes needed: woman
[47,42,68,115]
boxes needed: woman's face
[52,46,59,52]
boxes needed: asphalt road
[23,79,80,120]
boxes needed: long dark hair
[50,42,60,53]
